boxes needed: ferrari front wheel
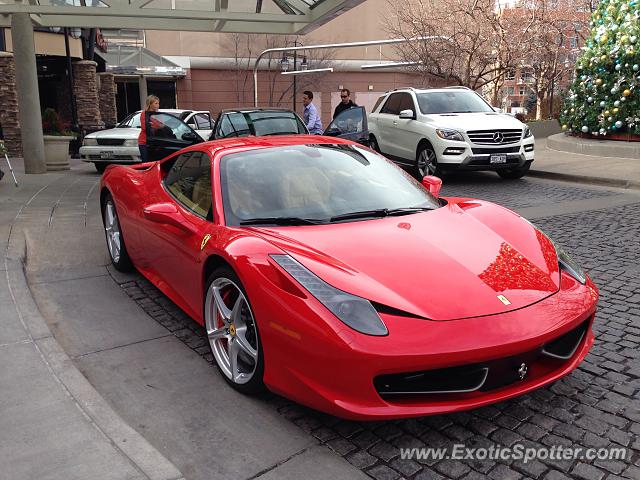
[102,193,133,272]
[204,267,264,394]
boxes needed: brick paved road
[112,176,640,480]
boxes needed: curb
[528,168,640,191]
[5,234,185,480]
[547,133,640,159]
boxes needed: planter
[43,135,74,171]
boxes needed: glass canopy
[0,0,363,34]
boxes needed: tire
[94,162,107,173]
[416,143,443,179]
[497,160,531,180]
[369,135,381,153]
[101,193,133,272]
[204,267,265,394]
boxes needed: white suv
[368,87,534,179]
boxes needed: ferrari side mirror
[421,175,442,198]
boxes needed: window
[519,86,526,96]
[164,152,212,219]
[505,69,515,80]
[380,93,403,115]
[397,93,416,113]
[504,86,515,95]
[217,113,251,138]
[372,95,385,113]
[326,107,365,134]
[569,36,578,49]
[195,113,212,130]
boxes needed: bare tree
[384,0,532,91]
[224,34,335,109]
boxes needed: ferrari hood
[256,201,560,321]
[429,112,524,133]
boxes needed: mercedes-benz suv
[368,87,534,179]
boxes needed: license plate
[100,151,114,159]
[490,154,507,164]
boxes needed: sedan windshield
[416,91,494,114]
[220,144,440,226]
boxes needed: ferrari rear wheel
[205,267,264,394]
[102,193,133,272]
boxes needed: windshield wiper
[240,216,326,226]
[330,207,433,222]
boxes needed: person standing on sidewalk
[138,95,160,163]
[302,91,323,134]
[333,88,357,119]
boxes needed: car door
[375,93,402,158]
[146,112,203,161]
[187,112,214,141]
[138,150,216,318]
[323,106,369,145]
[394,93,420,161]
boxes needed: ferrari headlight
[435,128,465,142]
[520,217,586,285]
[556,245,586,284]
[523,126,532,138]
[83,138,98,146]
[124,139,138,147]
[271,254,388,336]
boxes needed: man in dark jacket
[333,88,357,119]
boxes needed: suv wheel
[416,144,442,178]
[497,161,531,180]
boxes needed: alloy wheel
[104,200,121,263]
[205,277,259,385]
[418,148,438,177]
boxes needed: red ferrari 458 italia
[100,125,598,420]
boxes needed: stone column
[138,75,148,108]
[0,52,22,157]
[72,60,104,132]
[98,72,117,127]
[11,13,46,173]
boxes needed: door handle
[393,121,398,125]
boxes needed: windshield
[416,91,494,114]
[220,144,440,226]
[117,112,142,128]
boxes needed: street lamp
[278,41,304,111]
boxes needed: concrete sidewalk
[530,137,640,190]
[0,142,637,480]
[0,158,369,480]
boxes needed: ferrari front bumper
[257,271,598,420]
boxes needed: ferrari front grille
[374,319,590,399]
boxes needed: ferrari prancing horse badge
[201,234,211,251]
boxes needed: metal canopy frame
[0,0,365,33]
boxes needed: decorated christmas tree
[559,0,640,137]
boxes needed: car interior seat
[280,166,331,211]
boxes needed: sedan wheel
[205,268,264,394]
[102,194,132,271]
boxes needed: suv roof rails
[443,86,473,91]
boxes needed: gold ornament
[600,34,608,44]
[613,108,619,114]
[601,55,608,61]
[595,78,603,86]
[562,124,568,130]
[605,110,610,116]
[623,89,631,97]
